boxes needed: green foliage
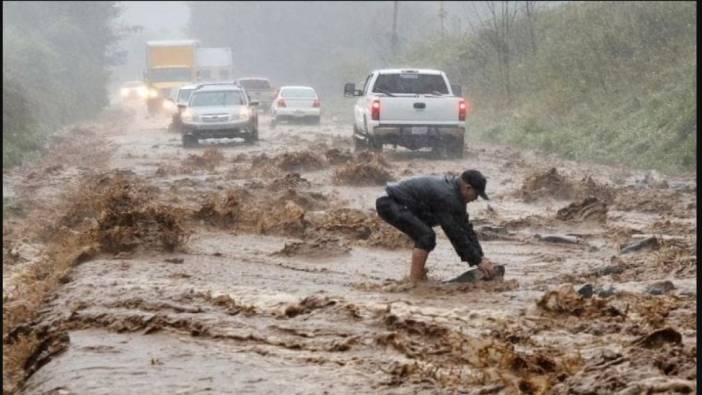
[2,1,125,168]
[3,76,42,167]
[403,1,696,173]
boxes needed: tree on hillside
[465,1,520,105]
[2,1,128,167]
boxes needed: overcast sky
[119,1,189,34]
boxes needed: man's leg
[410,248,429,282]
[376,196,436,281]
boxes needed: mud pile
[181,148,224,172]
[192,187,329,238]
[310,208,375,240]
[311,208,412,249]
[256,200,308,237]
[613,238,696,280]
[275,151,327,172]
[324,148,353,165]
[333,152,394,186]
[366,221,414,249]
[556,197,608,223]
[377,311,582,392]
[245,151,327,178]
[268,173,312,191]
[536,284,624,318]
[533,286,697,394]
[520,168,615,203]
[613,187,681,214]
[46,170,188,255]
[91,176,188,253]
[333,163,394,186]
[274,237,350,258]
[192,189,250,228]
[248,201,408,246]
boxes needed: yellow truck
[144,40,199,115]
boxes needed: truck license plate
[411,127,428,135]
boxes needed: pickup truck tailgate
[379,96,459,124]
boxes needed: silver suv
[181,85,259,147]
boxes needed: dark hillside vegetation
[401,1,696,172]
[2,2,126,167]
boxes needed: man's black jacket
[385,174,484,266]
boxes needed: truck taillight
[371,99,380,121]
[458,99,467,121]
[277,98,286,107]
[312,99,320,108]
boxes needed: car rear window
[280,88,316,98]
[372,73,449,95]
[190,91,245,107]
[238,79,271,90]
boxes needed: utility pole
[439,1,446,38]
[391,1,399,57]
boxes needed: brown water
[4,101,696,394]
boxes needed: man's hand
[477,259,497,279]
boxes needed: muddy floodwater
[3,102,697,394]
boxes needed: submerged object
[446,265,505,283]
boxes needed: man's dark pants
[376,196,436,252]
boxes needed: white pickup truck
[344,69,468,158]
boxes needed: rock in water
[620,237,659,254]
[535,234,579,244]
[446,265,505,283]
[577,284,594,298]
[646,280,675,295]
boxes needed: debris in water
[645,280,675,295]
[577,284,594,298]
[520,168,614,203]
[556,196,608,223]
[274,237,350,258]
[324,148,353,165]
[620,236,659,254]
[333,161,394,186]
[534,234,579,244]
[633,327,682,349]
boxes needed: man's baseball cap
[461,170,489,200]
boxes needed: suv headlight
[237,107,250,120]
[182,109,195,121]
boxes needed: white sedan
[270,86,321,128]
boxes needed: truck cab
[344,69,468,158]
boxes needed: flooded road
[3,102,696,394]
